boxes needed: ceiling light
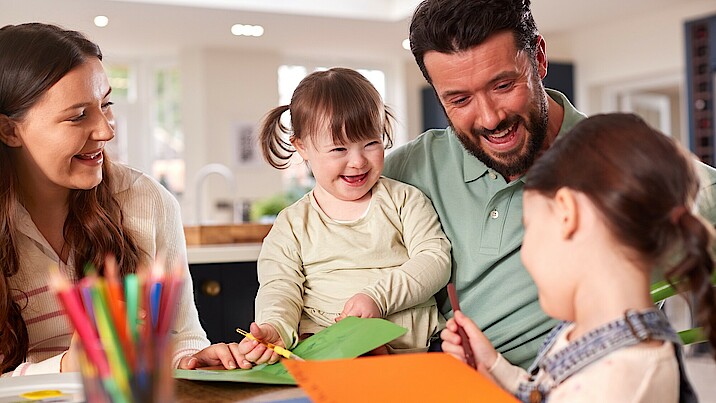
[94,15,109,28]
[402,39,410,50]
[231,24,264,37]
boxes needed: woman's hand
[441,310,498,373]
[336,293,381,322]
[60,333,80,372]
[177,322,282,370]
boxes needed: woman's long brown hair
[0,23,144,373]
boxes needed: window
[104,63,132,164]
[152,67,184,196]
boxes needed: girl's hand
[336,293,381,322]
[177,322,282,370]
[441,310,498,372]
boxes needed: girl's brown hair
[525,113,716,357]
[259,67,394,169]
[0,23,144,373]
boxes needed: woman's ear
[0,114,21,147]
[554,187,578,240]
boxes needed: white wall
[180,47,284,224]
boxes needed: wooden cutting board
[184,224,272,245]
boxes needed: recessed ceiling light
[402,39,410,50]
[231,24,264,37]
[94,15,109,28]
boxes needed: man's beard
[452,90,549,179]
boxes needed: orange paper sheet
[284,353,517,403]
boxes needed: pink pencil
[49,266,111,378]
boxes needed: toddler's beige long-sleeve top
[256,177,451,349]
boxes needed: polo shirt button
[490,210,499,219]
[489,172,497,180]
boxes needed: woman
[0,23,209,376]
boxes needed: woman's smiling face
[8,57,115,196]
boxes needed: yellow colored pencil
[235,328,305,361]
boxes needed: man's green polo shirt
[383,89,586,368]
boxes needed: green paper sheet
[173,316,407,384]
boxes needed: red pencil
[447,283,477,369]
[49,266,111,378]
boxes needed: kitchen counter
[187,243,262,264]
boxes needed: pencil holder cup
[76,335,176,403]
[51,262,184,403]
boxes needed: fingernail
[188,357,197,367]
[228,360,236,369]
[242,360,252,367]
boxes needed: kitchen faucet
[193,163,238,224]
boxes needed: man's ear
[535,35,548,80]
[554,187,578,240]
[0,114,21,147]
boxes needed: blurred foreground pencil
[235,328,305,361]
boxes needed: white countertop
[187,243,262,264]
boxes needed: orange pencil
[103,256,136,370]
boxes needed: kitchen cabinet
[187,243,262,344]
[190,261,258,343]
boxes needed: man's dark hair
[409,0,539,83]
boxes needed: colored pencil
[235,328,305,361]
[447,283,477,369]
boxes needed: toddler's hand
[441,310,498,372]
[336,293,381,322]
[235,322,283,368]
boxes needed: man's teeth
[490,126,512,139]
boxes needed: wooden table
[175,379,308,402]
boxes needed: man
[383,0,716,368]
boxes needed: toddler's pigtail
[259,105,293,169]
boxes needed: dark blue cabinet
[189,262,259,343]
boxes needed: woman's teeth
[75,151,102,160]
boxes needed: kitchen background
[3,1,716,399]
[4,0,716,226]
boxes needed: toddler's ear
[291,137,310,161]
[554,187,578,240]
[0,114,21,147]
